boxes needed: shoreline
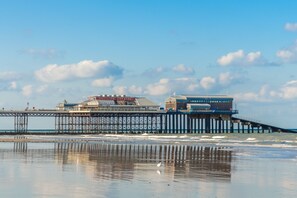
[0,133,296,149]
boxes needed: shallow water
[0,133,297,197]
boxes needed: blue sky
[1,0,297,128]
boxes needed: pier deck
[0,110,294,134]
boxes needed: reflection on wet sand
[7,142,232,181]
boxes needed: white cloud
[234,92,259,102]
[20,84,53,98]
[21,48,64,59]
[128,85,143,95]
[219,72,233,86]
[233,82,297,102]
[142,67,167,77]
[217,49,263,66]
[218,72,242,87]
[35,60,123,83]
[155,67,164,73]
[92,77,114,87]
[217,50,244,66]
[172,64,195,74]
[276,40,297,63]
[22,85,33,97]
[200,76,216,90]
[233,85,271,102]
[0,72,20,82]
[133,72,240,97]
[276,50,294,59]
[280,86,297,99]
[259,84,269,96]
[145,78,199,96]
[146,78,171,96]
[188,83,199,91]
[285,80,297,86]
[143,72,238,94]
[113,86,127,95]
[9,81,17,90]
[261,80,297,100]
[247,51,261,63]
[278,80,297,99]
[36,85,48,93]
[269,90,279,98]
[159,78,170,84]
[113,85,143,95]
[285,22,297,32]
[143,64,195,77]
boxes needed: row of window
[187,100,232,103]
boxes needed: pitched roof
[135,97,159,106]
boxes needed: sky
[0,0,297,128]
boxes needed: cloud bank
[91,77,114,88]
[35,60,123,83]
[217,50,265,66]
[284,22,297,32]
[0,71,20,82]
[200,76,216,90]
[272,80,297,99]
[21,48,65,59]
[276,40,297,63]
[172,64,195,74]
[113,85,143,95]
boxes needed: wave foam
[212,136,225,139]
[246,138,256,141]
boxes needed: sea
[0,133,297,198]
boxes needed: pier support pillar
[197,118,200,133]
[187,116,191,133]
[205,115,211,133]
[218,118,222,133]
[183,114,186,133]
[230,121,234,133]
[164,114,168,133]
[14,113,28,133]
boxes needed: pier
[0,109,294,134]
[0,94,295,134]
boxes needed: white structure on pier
[57,95,160,112]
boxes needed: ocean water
[0,133,297,198]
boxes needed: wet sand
[0,134,296,197]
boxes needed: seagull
[157,162,162,167]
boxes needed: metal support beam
[14,113,28,133]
